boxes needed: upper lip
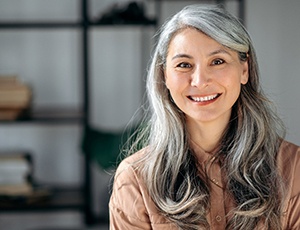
[188,93,220,102]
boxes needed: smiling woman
[109,4,300,230]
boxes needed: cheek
[218,68,243,87]
[226,78,242,101]
[165,70,183,91]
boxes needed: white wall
[246,0,300,144]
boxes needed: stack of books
[0,76,31,120]
[0,153,33,197]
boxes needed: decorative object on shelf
[0,76,32,120]
[97,1,156,25]
[82,127,125,170]
[82,125,141,170]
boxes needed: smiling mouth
[188,94,221,102]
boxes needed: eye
[211,58,225,66]
[176,62,192,68]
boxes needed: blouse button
[215,215,222,222]
[212,178,219,185]
[282,211,287,216]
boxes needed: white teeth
[191,94,219,102]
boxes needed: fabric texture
[109,140,300,229]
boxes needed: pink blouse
[109,140,300,229]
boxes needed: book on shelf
[0,153,33,196]
[0,155,31,184]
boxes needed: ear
[240,61,249,85]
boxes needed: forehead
[169,28,221,51]
[167,28,237,58]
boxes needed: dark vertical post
[238,0,246,25]
[81,0,93,225]
[155,0,161,29]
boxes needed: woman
[109,5,300,230]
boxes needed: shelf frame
[0,21,157,30]
[0,186,84,213]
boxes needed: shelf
[0,186,84,212]
[0,22,82,29]
[0,107,84,124]
[0,20,157,30]
[90,20,157,27]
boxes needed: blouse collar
[190,139,221,164]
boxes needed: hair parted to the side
[128,4,286,230]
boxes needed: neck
[187,118,229,153]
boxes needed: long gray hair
[130,4,285,230]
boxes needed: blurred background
[0,0,299,229]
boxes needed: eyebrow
[208,48,232,57]
[171,54,193,60]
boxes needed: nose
[190,66,210,88]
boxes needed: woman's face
[165,28,248,128]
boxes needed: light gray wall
[246,0,300,144]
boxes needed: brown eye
[177,62,192,68]
[212,59,225,65]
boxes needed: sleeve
[109,160,152,230]
[286,194,300,229]
[283,142,300,229]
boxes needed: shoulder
[277,141,300,229]
[109,147,173,226]
[112,147,147,191]
[277,140,300,165]
[277,140,300,198]
[114,148,146,181]
[109,148,151,221]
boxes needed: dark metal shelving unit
[0,108,83,124]
[0,0,244,226]
[0,0,157,226]
[0,22,82,29]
